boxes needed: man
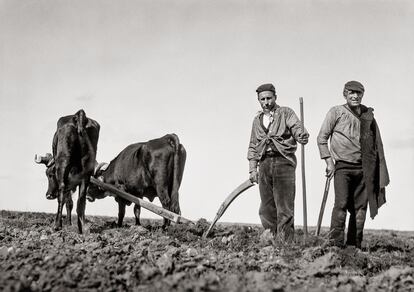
[248,83,309,241]
[317,80,390,248]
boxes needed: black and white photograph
[1,0,413,291]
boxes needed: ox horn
[46,157,55,167]
[34,153,53,166]
[94,162,109,176]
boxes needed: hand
[297,132,309,145]
[325,158,335,178]
[249,170,258,184]
[325,165,335,178]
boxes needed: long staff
[299,97,308,238]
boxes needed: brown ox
[87,134,186,228]
[35,109,100,233]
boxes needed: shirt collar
[258,104,279,117]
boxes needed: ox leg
[156,186,171,228]
[115,185,128,227]
[77,180,88,234]
[55,160,69,231]
[162,218,170,229]
[133,204,141,226]
[65,192,73,225]
[117,201,126,228]
[55,189,65,231]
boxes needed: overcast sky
[1,0,413,231]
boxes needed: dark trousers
[330,161,368,248]
[258,155,295,241]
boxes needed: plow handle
[203,179,254,238]
[316,176,332,236]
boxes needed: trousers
[258,154,295,241]
[330,161,368,248]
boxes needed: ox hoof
[46,194,57,200]
[54,224,62,231]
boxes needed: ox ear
[35,153,53,166]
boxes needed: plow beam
[90,177,194,225]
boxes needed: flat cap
[256,83,276,94]
[344,80,365,93]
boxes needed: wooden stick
[299,97,308,238]
[316,176,332,236]
[90,177,194,225]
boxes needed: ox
[87,134,186,228]
[35,109,100,233]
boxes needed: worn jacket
[359,106,390,218]
[247,105,308,172]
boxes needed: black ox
[35,109,100,233]
[87,134,186,228]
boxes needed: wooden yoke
[90,177,194,225]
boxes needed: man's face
[344,90,363,108]
[258,91,277,113]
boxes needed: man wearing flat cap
[317,80,390,248]
[247,83,309,242]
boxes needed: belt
[262,150,281,159]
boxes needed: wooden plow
[315,176,332,236]
[203,179,255,238]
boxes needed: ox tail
[80,128,97,177]
[169,134,186,215]
[75,109,97,177]
[75,109,87,136]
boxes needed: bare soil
[1,210,413,291]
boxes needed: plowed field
[1,210,413,291]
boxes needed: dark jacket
[360,105,390,218]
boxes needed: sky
[1,0,413,231]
